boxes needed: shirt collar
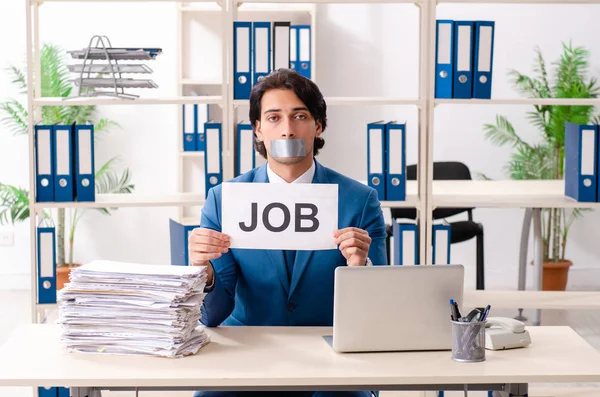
[267,158,315,184]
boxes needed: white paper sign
[222,182,338,250]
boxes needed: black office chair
[387,161,486,290]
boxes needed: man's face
[255,88,322,165]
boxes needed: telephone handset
[484,317,531,350]
[485,317,525,333]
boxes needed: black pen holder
[451,320,486,362]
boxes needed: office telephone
[484,317,531,350]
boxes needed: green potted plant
[0,43,135,288]
[483,41,599,290]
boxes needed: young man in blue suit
[189,69,387,397]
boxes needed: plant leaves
[483,115,531,149]
[0,183,30,225]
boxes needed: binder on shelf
[234,21,253,100]
[273,22,291,71]
[291,25,311,79]
[367,121,387,201]
[435,20,454,99]
[37,220,56,304]
[182,104,197,152]
[472,21,495,99]
[391,221,419,266]
[236,121,255,177]
[38,387,58,397]
[204,120,223,198]
[385,121,406,201]
[432,223,451,265]
[74,122,95,202]
[169,218,198,266]
[565,122,598,202]
[197,104,209,152]
[452,20,474,99]
[58,388,70,397]
[253,22,271,85]
[34,123,55,202]
[53,122,75,202]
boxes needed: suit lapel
[266,250,289,295]
[253,163,269,183]
[289,160,331,297]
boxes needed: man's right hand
[188,227,231,285]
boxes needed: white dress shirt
[266,159,316,184]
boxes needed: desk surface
[0,325,599,389]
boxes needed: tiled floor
[0,273,599,397]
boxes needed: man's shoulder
[207,167,261,199]
[229,168,259,183]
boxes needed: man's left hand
[333,227,371,266]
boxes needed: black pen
[450,299,461,321]
[479,305,491,321]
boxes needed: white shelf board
[234,97,423,106]
[354,180,419,208]
[439,0,600,3]
[464,289,600,310]
[435,98,600,106]
[240,0,419,3]
[381,181,419,208]
[34,96,223,106]
[34,193,206,209]
[432,180,600,209]
[181,151,205,158]
[380,199,420,208]
[33,0,217,2]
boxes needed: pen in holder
[451,319,486,362]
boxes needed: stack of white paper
[57,260,211,358]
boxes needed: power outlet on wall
[0,230,15,247]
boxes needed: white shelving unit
[23,0,600,331]
[424,0,600,327]
[174,0,320,224]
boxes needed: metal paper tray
[67,64,153,74]
[68,49,159,60]
[73,78,158,89]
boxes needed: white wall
[1,2,599,291]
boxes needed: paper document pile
[57,260,211,358]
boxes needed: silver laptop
[330,264,464,353]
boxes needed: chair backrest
[390,161,474,221]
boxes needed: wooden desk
[0,325,599,397]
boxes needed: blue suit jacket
[199,159,388,327]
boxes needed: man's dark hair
[249,68,327,159]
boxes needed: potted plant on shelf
[0,43,135,289]
[483,41,599,291]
